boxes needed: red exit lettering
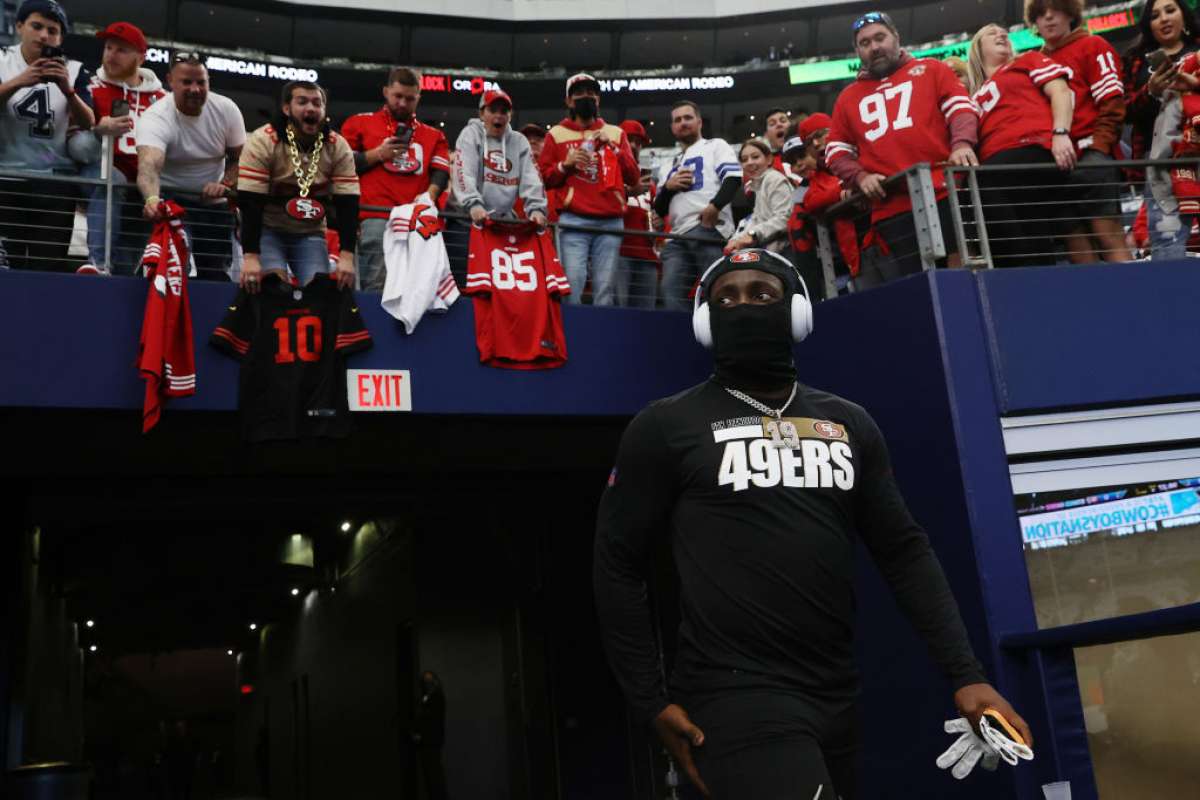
[421,75,448,92]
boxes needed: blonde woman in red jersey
[967,24,1076,266]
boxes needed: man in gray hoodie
[451,89,547,226]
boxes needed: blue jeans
[660,226,725,311]
[82,163,144,274]
[616,256,658,308]
[1145,179,1192,260]
[557,212,623,306]
[260,228,329,286]
[355,216,388,292]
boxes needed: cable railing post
[906,162,945,270]
[102,135,115,272]
[966,167,993,269]
[946,166,982,268]
[814,219,838,301]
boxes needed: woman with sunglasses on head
[724,138,792,255]
[966,24,1075,267]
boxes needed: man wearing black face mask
[540,73,641,305]
[593,250,1030,799]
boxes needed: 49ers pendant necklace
[285,124,325,222]
[726,383,801,449]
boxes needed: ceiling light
[291,588,300,597]
[227,649,235,656]
[85,619,95,628]
[89,645,97,652]
[249,623,258,631]
[340,521,351,532]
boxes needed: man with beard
[593,249,1032,799]
[137,53,245,280]
[539,73,640,305]
[77,22,165,275]
[0,0,95,271]
[826,12,979,286]
[236,81,359,291]
[342,67,450,291]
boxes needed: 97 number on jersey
[491,249,538,292]
[858,80,914,142]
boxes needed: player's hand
[948,146,979,167]
[1051,133,1077,171]
[38,59,71,94]
[723,233,754,254]
[374,137,402,163]
[469,205,489,225]
[142,197,165,221]
[953,683,1033,749]
[653,704,709,798]
[529,210,547,228]
[241,253,263,294]
[94,115,136,138]
[334,250,355,290]
[665,168,694,192]
[699,203,720,229]
[10,61,47,89]
[856,172,887,200]
[201,182,228,200]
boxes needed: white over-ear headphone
[692,249,814,349]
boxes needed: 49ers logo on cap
[730,251,761,263]
[286,197,326,222]
[813,420,846,440]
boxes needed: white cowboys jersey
[381,193,459,333]
[0,45,92,172]
[657,136,741,237]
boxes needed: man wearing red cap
[451,89,546,225]
[76,22,166,275]
[539,73,640,305]
[616,119,659,308]
[341,67,450,292]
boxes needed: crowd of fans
[2,0,1199,305]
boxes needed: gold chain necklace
[285,123,323,198]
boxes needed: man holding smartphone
[0,0,95,271]
[341,67,450,292]
[76,22,165,275]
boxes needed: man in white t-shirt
[652,100,741,310]
[136,52,245,280]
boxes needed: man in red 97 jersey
[826,11,980,286]
[1030,0,1132,263]
[79,22,165,275]
[465,220,570,369]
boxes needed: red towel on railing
[138,200,196,432]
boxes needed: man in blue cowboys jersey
[594,249,1031,799]
[0,0,95,271]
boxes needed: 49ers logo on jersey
[286,197,326,221]
[385,142,426,175]
[712,425,855,492]
[730,251,761,263]
[485,150,512,173]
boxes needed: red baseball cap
[479,89,512,110]
[96,21,148,54]
[797,112,832,143]
[565,72,601,97]
[619,119,649,143]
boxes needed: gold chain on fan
[285,124,323,198]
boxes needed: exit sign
[348,369,412,412]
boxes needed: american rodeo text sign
[347,369,412,412]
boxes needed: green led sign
[788,13,1128,86]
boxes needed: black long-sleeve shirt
[593,379,986,726]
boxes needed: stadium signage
[597,75,736,92]
[348,369,412,412]
[788,8,1136,86]
[419,75,504,94]
[141,48,319,82]
[1019,488,1200,548]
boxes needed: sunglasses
[852,12,889,33]
[172,51,204,65]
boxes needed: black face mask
[572,97,598,119]
[710,300,796,391]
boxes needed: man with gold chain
[237,80,359,292]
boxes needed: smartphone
[394,122,414,146]
[1148,48,1170,71]
[111,98,130,117]
[40,44,65,61]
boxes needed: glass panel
[1015,477,1200,628]
[1075,631,1200,798]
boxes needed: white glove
[980,711,1035,766]
[936,718,1000,779]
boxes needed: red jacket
[539,118,640,218]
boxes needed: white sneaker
[76,264,111,276]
